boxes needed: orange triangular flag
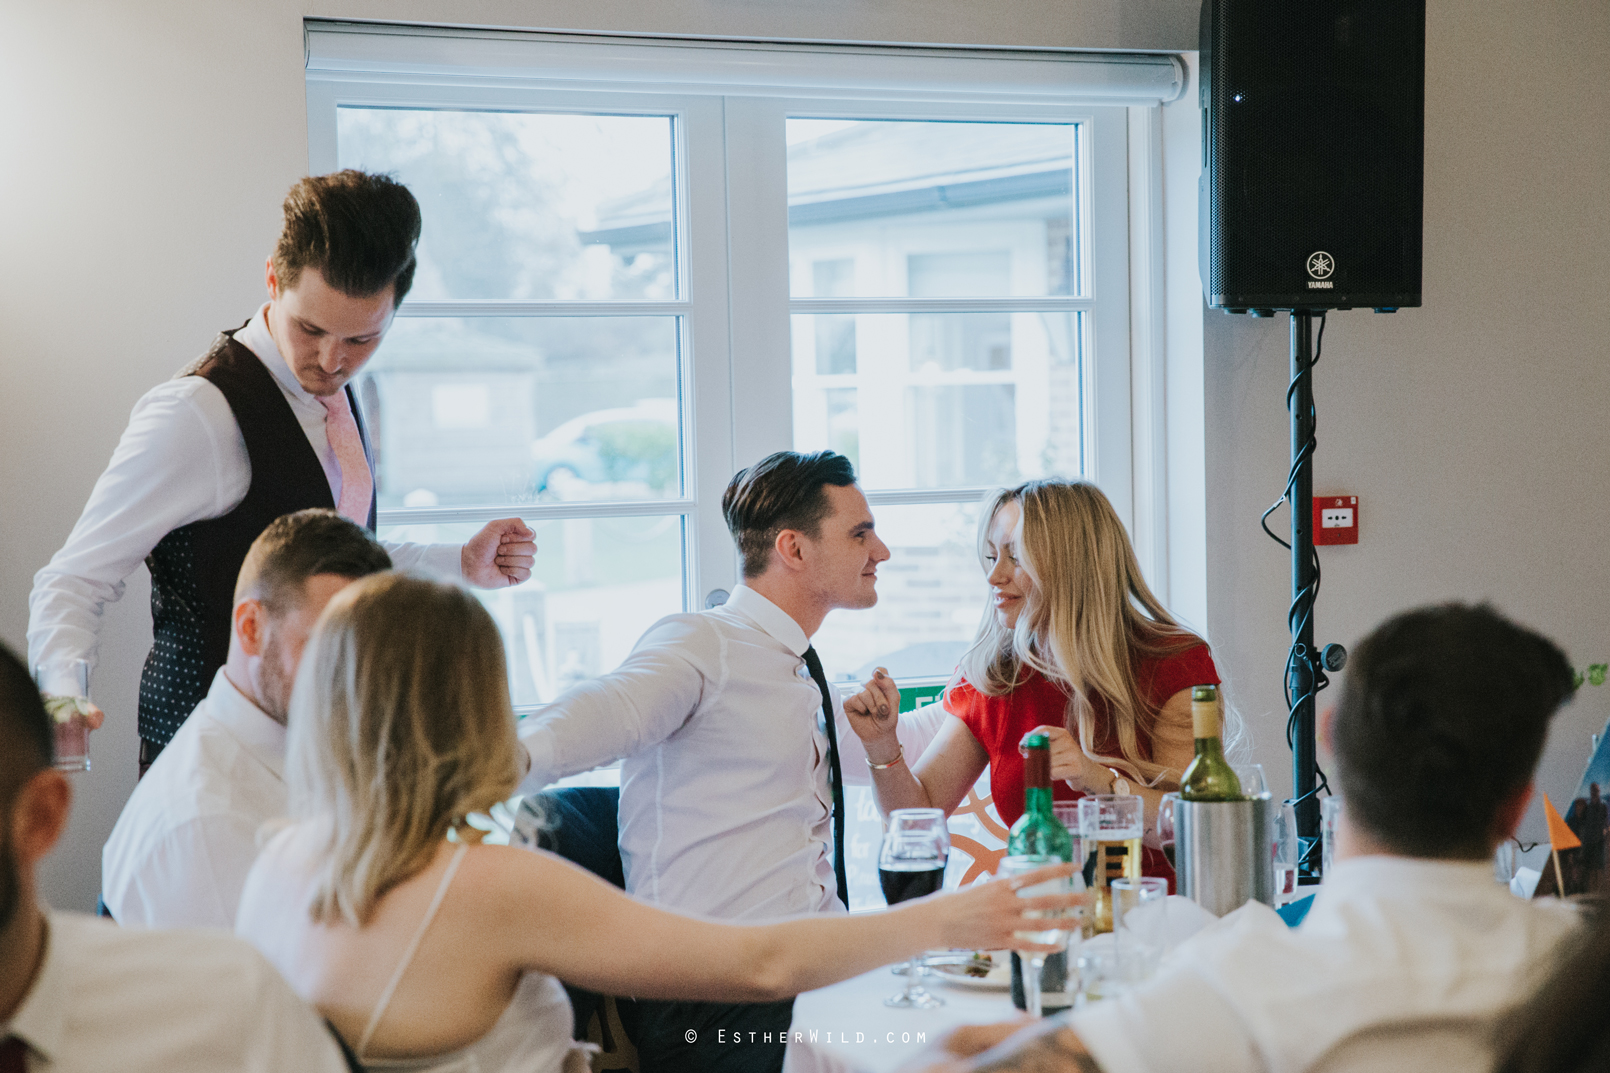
[1544,795,1582,851]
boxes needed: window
[784,117,1100,682]
[308,24,1193,905]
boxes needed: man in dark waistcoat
[28,171,535,773]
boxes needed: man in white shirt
[903,602,1581,1073]
[0,640,354,1073]
[28,170,534,773]
[102,509,390,928]
[519,449,918,1073]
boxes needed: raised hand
[843,666,902,746]
[461,519,536,587]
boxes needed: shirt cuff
[517,720,560,795]
[428,542,466,579]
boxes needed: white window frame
[304,23,1200,625]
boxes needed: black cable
[1263,313,1334,821]
[1258,315,1327,551]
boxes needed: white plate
[930,954,1011,991]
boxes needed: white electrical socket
[1321,507,1355,529]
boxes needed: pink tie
[319,391,374,524]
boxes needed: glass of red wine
[880,808,950,1008]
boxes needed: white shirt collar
[723,585,811,656]
[208,669,288,781]
[7,914,66,1063]
[234,303,318,408]
[1308,854,1500,915]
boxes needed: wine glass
[1321,796,1343,879]
[1156,792,1179,871]
[1274,800,1300,905]
[1234,763,1269,798]
[880,808,950,1008]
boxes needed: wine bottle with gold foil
[1179,685,1243,801]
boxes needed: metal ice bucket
[1175,797,1275,916]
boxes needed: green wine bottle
[1179,685,1244,801]
[1007,732,1076,859]
[1007,732,1074,1011]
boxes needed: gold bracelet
[866,745,905,771]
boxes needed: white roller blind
[305,21,1185,105]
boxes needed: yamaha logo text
[1306,251,1335,289]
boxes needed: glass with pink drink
[34,659,92,772]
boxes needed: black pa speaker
[1200,0,1424,313]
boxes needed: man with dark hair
[721,449,861,579]
[516,450,899,1073]
[906,603,1581,1073]
[0,640,354,1072]
[29,170,534,773]
[102,509,391,928]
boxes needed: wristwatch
[1107,767,1132,796]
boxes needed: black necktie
[801,646,850,908]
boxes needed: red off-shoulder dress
[945,644,1219,888]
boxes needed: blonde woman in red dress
[844,480,1226,883]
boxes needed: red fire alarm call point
[1314,495,1358,546]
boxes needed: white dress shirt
[27,304,461,671]
[1070,855,1580,1073]
[3,911,351,1073]
[521,586,876,921]
[101,669,287,928]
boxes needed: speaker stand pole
[1289,311,1321,877]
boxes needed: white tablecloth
[783,963,1020,1073]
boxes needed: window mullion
[682,96,742,606]
[723,96,795,466]
[1085,105,1135,530]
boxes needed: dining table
[781,893,1229,1073]
[782,958,1037,1073]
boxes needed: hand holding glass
[34,659,94,772]
[998,854,1080,1017]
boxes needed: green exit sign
[898,678,948,714]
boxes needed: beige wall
[3,0,1606,908]
[1208,2,1610,847]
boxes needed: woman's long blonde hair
[953,480,1210,787]
[286,572,522,926]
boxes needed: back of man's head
[722,451,857,579]
[1334,603,1574,859]
[273,170,422,304]
[235,509,392,614]
[0,642,50,808]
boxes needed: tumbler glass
[34,659,92,773]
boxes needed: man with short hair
[518,450,908,1073]
[102,509,390,928]
[0,639,353,1072]
[905,602,1581,1073]
[29,170,534,772]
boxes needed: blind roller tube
[306,22,1185,105]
